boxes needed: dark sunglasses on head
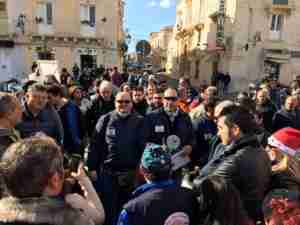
[164,96,178,101]
[116,100,131,104]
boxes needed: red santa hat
[268,127,300,157]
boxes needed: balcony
[80,21,96,37]
[269,31,281,41]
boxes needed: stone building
[149,25,173,71]
[167,0,300,90]
[0,0,124,81]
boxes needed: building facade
[0,0,124,81]
[149,25,173,71]
[167,0,300,90]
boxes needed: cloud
[160,0,171,8]
[148,0,157,7]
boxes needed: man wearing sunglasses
[144,88,195,159]
[87,91,146,225]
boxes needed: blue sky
[125,0,176,52]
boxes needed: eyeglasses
[116,100,131,104]
[164,96,178,101]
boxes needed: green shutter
[273,0,288,5]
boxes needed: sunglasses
[164,96,178,101]
[116,100,131,104]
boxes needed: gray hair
[0,93,19,119]
[27,83,47,93]
[0,136,63,198]
[99,80,113,91]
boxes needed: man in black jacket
[132,86,148,116]
[144,88,195,157]
[272,96,300,132]
[87,91,146,225]
[86,80,115,136]
[255,88,277,132]
[118,144,199,225]
[194,105,271,221]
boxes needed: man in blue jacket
[16,83,64,144]
[118,144,199,225]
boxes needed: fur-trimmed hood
[0,197,94,225]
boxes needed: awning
[265,52,290,60]
[266,59,289,64]
[265,52,291,63]
[263,41,288,50]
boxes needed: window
[80,5,96,27]
[0,2,6,11]
[271,14,282,31]
[197,31,202,45]
[37,2,53,25]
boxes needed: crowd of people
[1,65,300,225]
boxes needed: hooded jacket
[0,197,94,225]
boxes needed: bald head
[164,88,178,98]
[99,81,113,101]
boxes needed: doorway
[264,61,280,79]
[80,55,97,70]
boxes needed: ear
[232,125,241,136]
[48,172,63,192]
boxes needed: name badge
[107,128,116,136]
[155,125,165,133]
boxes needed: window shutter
[37,3,44,21]
[80,5,86,21]
[89,6,95,25]
[46,3,53,25]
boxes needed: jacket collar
[132,179,176,198]
[23,102,42,119]
[223,135,260,157]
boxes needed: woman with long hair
[265,127,300,192]
[197,176,253,225]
